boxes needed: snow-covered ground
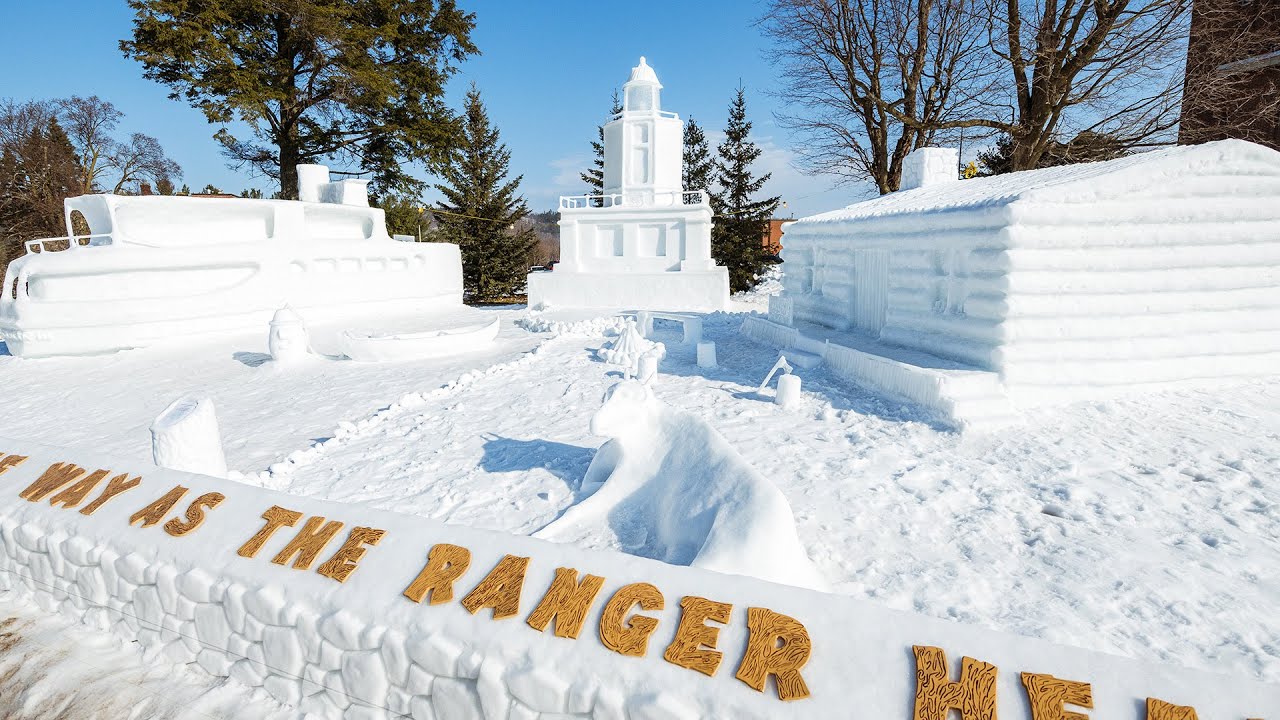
[1,282,1277,688]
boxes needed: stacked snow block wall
[1,438,1277,719]
[776,141,1280,407]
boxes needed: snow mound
[536,379,828,591]
[517,312,630,337]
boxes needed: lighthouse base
[526,269,729,313]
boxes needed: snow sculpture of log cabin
[749,139,1280,426]
[0,165,463,357]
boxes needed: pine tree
[682,116,715,195]
[581,91,622,196]
[713,88,779,293]
[374,194,427,239]
[435,86,538,301]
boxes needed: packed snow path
[0,302,1277,684]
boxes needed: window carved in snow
[931,249,968,316]
[628,124,650,185]
[626,86,655,112]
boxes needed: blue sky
[0,1,868,217]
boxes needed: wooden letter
[316,526,385,583]
[599,582,665,657]
[912,645,998,720]
[1022,673,1092,720]
[270,516,344,570]
[525,567,605,639]
[128,485,189,528]
[734,607,812,701]
[1146,699,1199,720]
[79,474,141,515]
[237,505,304,558]
[163,492,226,537]
[460,554,530,620]
[403,544,472,604]
[663,595,732,677]
[20,462,86,501]
[47,469,109,509]
[0,453,29,477]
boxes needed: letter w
[20,463,87,502]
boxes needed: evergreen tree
[122,0,477,198]
[0,112,80,277]
[682,116,715,195]
[375,194,427,239]
[581,91,622,196]
[712,88,779,293]
[435,86,538,301]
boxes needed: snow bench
[635,310,702,344]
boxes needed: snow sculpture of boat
[340,315,500,362]
[0,165,463,357]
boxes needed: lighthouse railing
[559,189,709,210]
[610,110,680,122]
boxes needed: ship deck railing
[24,233,114,254]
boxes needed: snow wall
[0,438,1275,719]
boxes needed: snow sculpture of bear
[536,380,827,591]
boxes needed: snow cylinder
[638,353,660,384]
[150,396,228,477]
[775,373,801,409]
[697,341,717,369]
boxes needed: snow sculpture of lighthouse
[527,57,729,312]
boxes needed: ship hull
[1,240,463,358]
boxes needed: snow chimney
[900,148,959,191]
[297,164,331,203]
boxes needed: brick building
[763,218,788,255]
[1178,0,1280,150]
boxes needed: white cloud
[550,152,592,190]
[521,152,593,211]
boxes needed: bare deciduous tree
[57,95,181,194]
[58,95,123,195]
[109,132,182,194]
[760,0,1191,190]
[978,0,1190,169]
[760,0,1000,193]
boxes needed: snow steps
[741,316,1018,430]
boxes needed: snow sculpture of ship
[0,165,463,357]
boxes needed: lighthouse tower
[603,57,682,201]
[527,57,728,312]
